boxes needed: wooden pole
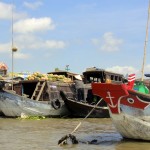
[141,0,150,81]
[11,0,14,90]
[11,0,18,90]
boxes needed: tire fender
[51,99,61,109]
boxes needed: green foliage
[17,116,46,120]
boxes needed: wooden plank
[31,81,46,100]
[36,81,46,101]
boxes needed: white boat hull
[110,105,150,140]
[0,90,69,117]
[92,82,150,141]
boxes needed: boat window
[111,75,114,80]
[90,77,93,82]
[98,78,101,82]
[115,76,118,81]
[94,78,97,82]
[119,77,122,81]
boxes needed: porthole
[127,98,134,104]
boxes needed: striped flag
[128,74,136,82]
[127,74,136,89]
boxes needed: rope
[58,98,103,145]
[71,98,103,134]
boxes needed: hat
[74,75,82,80]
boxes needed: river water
[0,117,149,150]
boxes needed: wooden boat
[92,0,150,141]
[92,74,150,141]
[60,90,109,118]
[60,67,125,118]
[0,79,75,117]
[0,1,79,118]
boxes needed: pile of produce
[26,72,72,82]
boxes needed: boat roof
[15,80,38,84]
[47,70,82,80]
[47,70,79,76]
[83,67,124,77]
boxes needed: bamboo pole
[11,0,18,90]
[141,0,150,81]
[11,0,14,90]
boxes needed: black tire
[51,99,61,109]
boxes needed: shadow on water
[60,133,150,150]
[60,132,122,147]
[79,132,122,144]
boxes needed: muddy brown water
[0,118,149,150]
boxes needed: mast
[11,0,14,90]
[11,0,17,90]
[141,0,150,81]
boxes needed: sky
[0,0,150,78]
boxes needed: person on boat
[106,77,111,83]
[74,77,84,101]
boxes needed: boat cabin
[80,67,125,103]
[13,80,75,104]
[83,67,124,84]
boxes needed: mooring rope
[58,98,103,146]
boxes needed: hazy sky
[0,0,150,78]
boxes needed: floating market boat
[0,72,77,117]
[0,1,79,118]
[60,67,126,118]
[60,90,109,118]
[92,74,150,141]
[92,0,150,141]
